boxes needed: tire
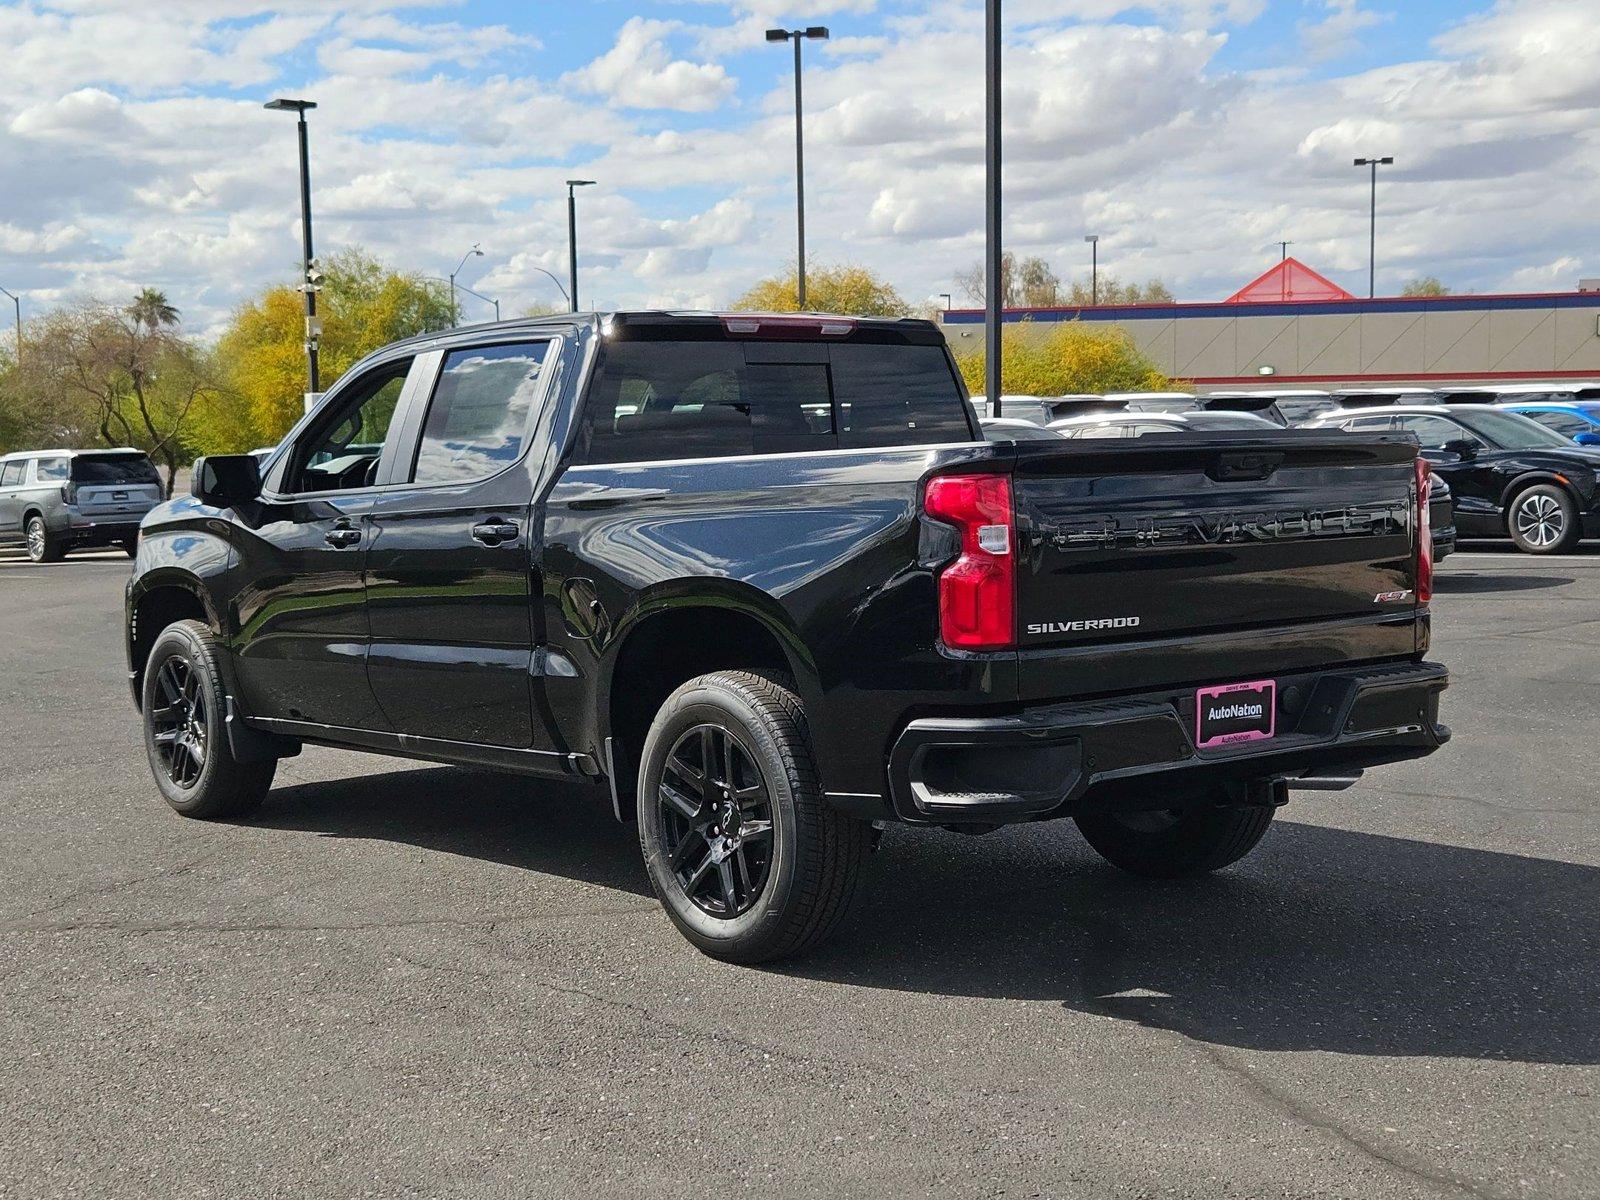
[1076,795,1275,879]
[141,619,275,819]
[637,670,871,964]
[120,539,138,558]
[24,515,62,563]
[1507,483,1580,554]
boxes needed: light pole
[1084,235,1099,305]
[766,26,829,310]
[450,244,483,326]
[984,0,1001,416]
[1354,156,1393,298]
[456,283,499,322]
[0,285,19,361]
[525,266,571,308]
[264,98,320,395]
[566,180,596,312]
[424,276,500,322]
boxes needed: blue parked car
[1446,383,1600,446]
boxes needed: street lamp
[1084,235,1099,305]
[450,244,484,326]
[0,285,19,361]
[526,266,571,307]
[264,98,320,395]
[765,25,829,310]
[566,180,596,312]
[1354,156,1394,298]
[456,282,500,322]
[983,0,1001,416]
[424,276,500,323]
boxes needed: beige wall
[941,297,1600,388]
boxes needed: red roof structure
[1225,258,1355,304]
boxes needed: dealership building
[940,259,1600,392]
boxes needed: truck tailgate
[1011,432,1420,655]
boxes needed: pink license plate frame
[1195,679,1277,750]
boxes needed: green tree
[15,296,215,493]
[734,263,912,316]
[1402,276,1450,297]
[954,321,1173,396]
[128,287,180,330]
[201,247,455,450]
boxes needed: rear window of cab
[575,340,975,465]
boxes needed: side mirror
[1575,431,1600,447]
[1440,438,1479,461]
[191,454,262,507]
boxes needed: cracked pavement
[0,545,1596,1198]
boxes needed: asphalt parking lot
[1,544,1596,1199]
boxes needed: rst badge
[1374,589,1414,603]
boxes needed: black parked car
[1306,401,1600,553]
[126,312,1448,962]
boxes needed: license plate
[1195,679,1276,749]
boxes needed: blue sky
[2,0,1596,331]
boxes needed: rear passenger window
[578,342,836,464]
[35,458,68,482]
[0,462,23,486]
[411,342,551,485]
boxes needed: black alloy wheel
[656,723,775,918]
[140,620,276,818]
[148,653,208,788]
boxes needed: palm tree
[127,287,179,331]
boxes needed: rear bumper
[65,518,140,546]
[1433,523,1457,560]
[887,660,1449,824]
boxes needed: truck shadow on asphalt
[258,768,1596,1066]
[812,818,1600,1066]
[1432,573,1573,593]
[257,767,654,899]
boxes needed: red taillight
[1415,456,1433,604]
[923,473,1015,650]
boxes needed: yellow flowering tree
[955,321,1174,396]
[734,263,912,317]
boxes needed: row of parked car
[974,382,1600,555]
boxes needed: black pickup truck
[125,312,1449,962]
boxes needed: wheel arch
[1498,470,1582,513]
[127,571,225,705]
[598,580,819,821]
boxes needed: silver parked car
[0,448,164,562]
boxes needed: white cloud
[1298,0,1391,62]
[1,0,1598,331]
[565,17,735,112]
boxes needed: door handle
[325,525,361,548]
[471,519,520,546]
